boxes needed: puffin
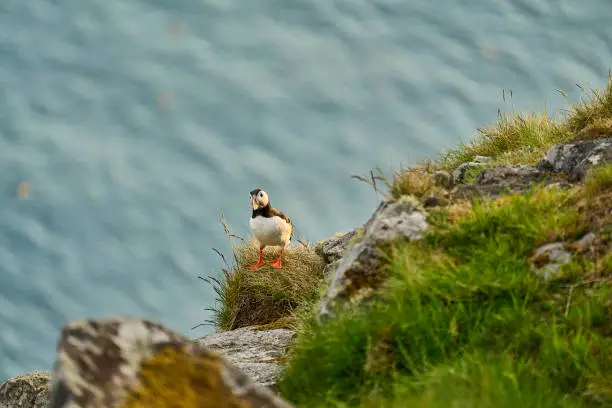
[249,188,293,270]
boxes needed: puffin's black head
[250,188,269,210]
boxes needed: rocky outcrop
[449,139,612,200]
[451,155,491,184]
[453,164,567,199]
[315,230,359,278]
[433,170,453,190]
[49,317,293,408]
[0,370,51,408]
[315,231,357,265]
[537,138,612,181]
[318,197,428,320]
[197,326,295,389]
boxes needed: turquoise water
[0,0,610,380]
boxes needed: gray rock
[476,165,543,185]
[537,139,612,181]
[542,182,573,191]
[0,370,51,408]
[473,155,492,164]
[315,230,357,264]
[451,157,491,185]
[434,170,453,189]
[362,200,393,231]
[315,201,396,268]
[318,197,428,320]
[530,243,572,280]
[574,232,598,251]
[197,326,295,389]
[323,260,339,279]
[453,165,564,199]
[569,232,607,260]
[50,317,293,408]
[452,162,484,185]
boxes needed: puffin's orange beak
[251,195,258,210]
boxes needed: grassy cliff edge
[212,76,612,408]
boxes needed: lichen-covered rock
[314,230,358,264]
[0,370,51,408]
[433,170,453,190]
[318,197,428,320]
[530,243,572,280]
[453,165,563,199]
[49,317,293,408]
[451,155,491,184]
[197,326,295,389]
[537,139,612,181]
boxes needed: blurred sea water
[0,0,610,380]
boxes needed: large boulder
[318,197,428,320]
[197,326,295,389]
[49,317,293,408]
[0,370,51,408]
[537,139,612,181]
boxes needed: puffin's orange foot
[270,257,283,269]
[249,251,266,270]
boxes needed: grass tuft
[208,215,325,332]
[438,111,571,171]
[421,75,612,175]
[390,168,439,199]
[212,239,325,331]
[566,79,612,135]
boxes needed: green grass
[440,75,612,171]
[278,169,612,407]
[438,110,572,171]
[388,75,612,199]
[368,353,588,408]
[586,163,612,197]
[566,79,612,136]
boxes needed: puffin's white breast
[249,216,291,247]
